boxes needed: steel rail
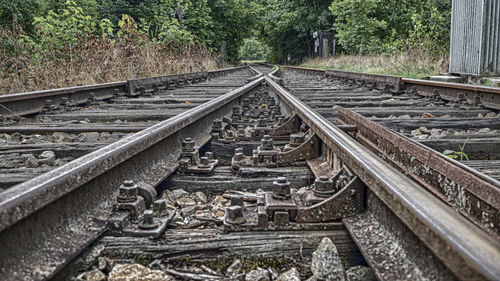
[283,65,500,110]
[265,75,500,280]
[0,76,264,281]
[0,66,249,117]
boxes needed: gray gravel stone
[311,237,345,281]
[78,132,100,143]
[39,150,56,159]
[195,191,208,203]
[76,268,106,281]
[108,264,176,281]
[175,197,196,208]
[276,267,301,281]
[226,259,242,278]
[52,132,72,142]
[346,266,376,281]
[245,268,271,281]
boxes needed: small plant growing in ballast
[443,139,469,161]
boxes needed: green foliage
[32,1,97,49]
[443,139,469,161]
[443,150,469,161]
[208,0,256,62]
[402,6,451,56]
[239,38,269,61]
[0,0,43,34]
[257,0,334,64]
[330,0,387,54]
[329,0,451,56]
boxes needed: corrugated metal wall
[449,0,500,75]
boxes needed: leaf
[442,150,455,155]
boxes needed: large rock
[108,264,175,281]
[245,268,270,281]
[346,266,376,281]
[276,267,301,281]
[311,237,345,281]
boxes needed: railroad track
[0,66,259,191]
[0,64,498,281]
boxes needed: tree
[239,38,269,61]
[329,0,387,54]
[256,0,334,64]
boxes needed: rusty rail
[265,75,500,280]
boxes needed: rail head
[264,75,500,281]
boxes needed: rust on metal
[337,106,500,239]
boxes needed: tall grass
[0,23,220,95]
[301,51,449,78]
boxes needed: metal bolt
[153,199,167,214]
[226,130,235,139]
[199,157,209,167]
[232,105,241,114]
[182,138,195,152]
[205,152,214,161]
[230,195,244,206]
[225,206,246,225]
[273,177,290,197]
[117,180,138,203]
[261,135,274,150]
[88,93,96,102]
[314,176,334,192]
[234,152,244,162]
[212,119,223,131]
[139,209,159,229]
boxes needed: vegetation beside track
[300,53,448,79]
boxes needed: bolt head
[200,156,209,166]
[118,180,138,202]
[314,177,334,192]
[225,206,246,225]
[234,152,244,161]
[273,177,290,196]
[230,195,244,206]
[205,152,214,160]
[182,138,195,151]
[153,199,167,213]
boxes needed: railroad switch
[230,131,320,169]
[109,180,173,238]
[224,168,365,231]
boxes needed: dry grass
[301,52,449,78]
[0,29,222,95]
